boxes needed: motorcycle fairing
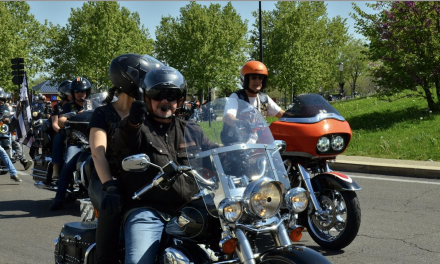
[312,173,362,191]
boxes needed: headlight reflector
[317,136,330,152]
[285,187,309,213]
[32,111,38,117]
[243,178,283,219]
[218,199,242,223]
[331,135,345,151]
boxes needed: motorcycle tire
[305,190,361,250]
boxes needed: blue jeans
[51,133,65,165]
[54,144,81,202]
[124,208,166,264]
[0,145,17,176]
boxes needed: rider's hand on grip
[100,180,121,215]
[129,101,148,126]
[235,119,252,134]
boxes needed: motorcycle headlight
[218,198,243,223]
[331,135,345,151]
[285,187,309,213]
[0,124,9,134]
[317,136,330,152]
[32,111,38,117]
[72,130,89,145]
[243,178,283,219]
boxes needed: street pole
[339,62,344,98]
[259,1,263,63]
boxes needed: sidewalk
[328,155,440,179]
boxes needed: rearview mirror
[122,154,151,172]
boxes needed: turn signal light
[221,238,238,254]
[289,227,304,242]
[12,132,16,136]
[94,208,99,218]
[0,122,3,126]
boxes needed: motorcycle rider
[50,77,91,211]
[88,53,160,264]
[224,60,284,125]
[50,80,72,180]
[0,91,33,170]
[113,66,217,264]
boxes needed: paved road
[1,166,440,263]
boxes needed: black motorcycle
[32,94,105,201]
[54,98,331,264]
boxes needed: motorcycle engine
[160,247,191,264]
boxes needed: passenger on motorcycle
[113,66,218,264]
[224,60,284,126]
[88,53,161,264]
[0,91,33,171]
[50,80,72,180]
[50,77,91,211]
[0,91,21,182]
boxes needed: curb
[328,161,440,179]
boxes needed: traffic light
[11,58,25,85]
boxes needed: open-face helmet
[240,61,268,93]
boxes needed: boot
[20,159,33,171]
[52,164,60,181]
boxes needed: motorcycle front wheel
[305,190,361,250]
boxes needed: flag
[15,73,33,147]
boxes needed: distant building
[32,81,59,108]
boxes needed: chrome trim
[34,181,57,191]
[236,215,289,233]
[83,243,96,264]
[161,247,191,264]
[297,164,323,213]
[279,113,345,124]
[80,160,87,187]
[194,143,278,159]
[235,228,256,264]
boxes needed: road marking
[350,175,440,185]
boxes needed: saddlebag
[54,221,96,264]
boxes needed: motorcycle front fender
[260,246,332,264]
[312,172,361,191]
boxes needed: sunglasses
[148,89,182,102]
[249,74,265,81]
[74,90,86,94]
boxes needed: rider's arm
[113,116,143,155]
[222,95,239,126]
[58,116,67,128]
[90,127,113,184]
[275,110,285,119]
[51,115,61,133]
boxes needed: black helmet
[36,93,46,102]
[58,80,72,100]
[109,53,164,98]
[0,91,6,102]
[141,66,187,102]
[70,77,92,99]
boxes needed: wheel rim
[308,190,347,242]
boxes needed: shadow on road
[0,199,80,219]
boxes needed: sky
[27,1,377,40]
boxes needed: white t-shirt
[225,92,281,117]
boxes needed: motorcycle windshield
[283,94,343,120]
[83,92,108,111]
[184,98,290,217]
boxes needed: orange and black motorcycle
[270,93,361,250]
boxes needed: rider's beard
[154,103,174,119]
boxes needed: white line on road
[350,175,440,185]
[16,171,28,176]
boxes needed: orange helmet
[240,61,268,91]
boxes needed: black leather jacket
[114,115,218,215]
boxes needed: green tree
[45,1,154,88]
[155,2,249,100]
[249,1,349,107]
[352,1,440,111]
[0,1,47,91]
[340,38,369,96]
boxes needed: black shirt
[87,103,122,176]
[60,101,83,115]
[51,102,63,117]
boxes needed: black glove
[234,120,252,142]
[100,180,121,215]
[129,101,148,125]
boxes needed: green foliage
[45,1,154,88]
[249,1,350,107]
[351,1,440,111]
[0,1,47,92]
[333,91,440,161]
[340,38,369,96]
[155,2,249,100]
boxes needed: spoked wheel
[306,190,361,250]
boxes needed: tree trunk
[422,80,438,111]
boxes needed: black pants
[88,171,122,264]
